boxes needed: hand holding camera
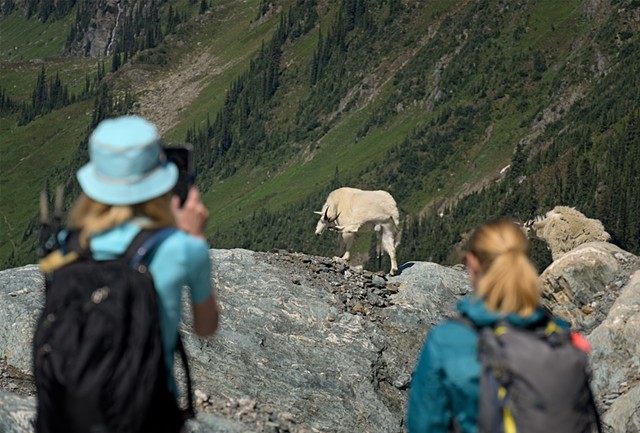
[164,144,208,239]
[164,144,195,206]
[171,187,209,239]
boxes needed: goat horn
[328,212,340,223]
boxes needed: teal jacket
[406,297,551,433]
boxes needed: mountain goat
[315,187,401,275]
[523,206,611,261]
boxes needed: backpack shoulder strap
[176,335,196,420]
[124,227,178,268]
[122,226,196,419]
[61,230,84,255]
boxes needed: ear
[465,252,479,270]
[314,211,324,215]
[465,252,482,288]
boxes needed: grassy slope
[0,11,98,267]
[198,0,454,229]
[1,0,634,267]
[164,0,284,142]
[0,0,286,267]
[0,0,572,264]
[200,0,587,227]
[403,0,587,214]
[202,106,421,224]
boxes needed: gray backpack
[457,314,602,433]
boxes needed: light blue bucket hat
[77,116,178,205]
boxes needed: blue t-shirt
[86,219,212,392]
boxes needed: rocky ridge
[1,242,639,433]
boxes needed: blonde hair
[68,193,176,247]
[467,218,540,316]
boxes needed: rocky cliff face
[1,244,638,433]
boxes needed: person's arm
[186,242,219,337]
[173,186,219,336]
[193,293,218,336]
[406,331,451,432]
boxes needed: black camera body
[163,144,195,206]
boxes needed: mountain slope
[0,0,638,270]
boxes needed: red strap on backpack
[571,331,591,353]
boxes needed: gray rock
[602,385,640,433]
[1,251,467,433]
[0,392,35,433]
[371,275,387,288]
[180,251,472,432]
[539,242,640,433]
[180,249,401,432]
[1,247,638,433]
[0,265,44,375]
[0,390,259,433]
[539,241,640,332]
[64,1,119,57]
[375,261,472,414]
[588,270,640,430]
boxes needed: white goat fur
[525,206,611,261]
[315,187,401,275]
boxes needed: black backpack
[34,228,195,433]
[455,314,602,433]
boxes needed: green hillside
[1,0,638,270]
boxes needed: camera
[163,144,195,206]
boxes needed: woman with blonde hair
[406,217,599,433]
[34,115,218,433]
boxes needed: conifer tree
[2,0,16,15]
[111,48,121,72]
[199,0,208,14]
[32,66,48,112]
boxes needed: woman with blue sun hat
[36,115,218,432]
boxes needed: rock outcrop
[539,241,640,433]
[63,0,124,57]
[1,245,638,433]
[540,241,640,333]
[589,270,640,432]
